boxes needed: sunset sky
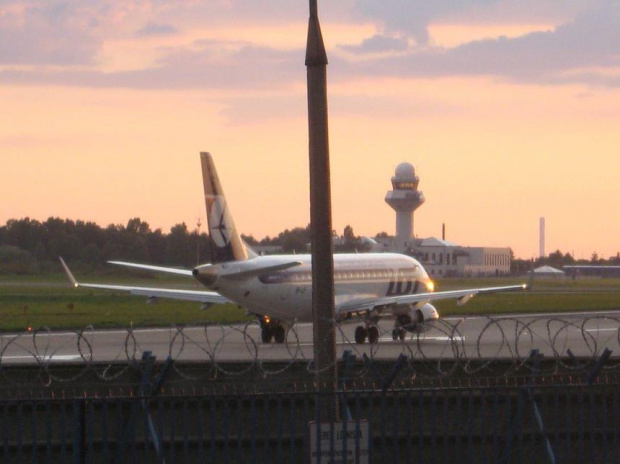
[1,1,619,260]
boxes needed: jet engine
[392,303,439,339]
[417,303,439,324]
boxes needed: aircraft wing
[60,258,229,305]
[108,261,194,276]
[336,284,527,315]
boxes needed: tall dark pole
[306,0,337,395]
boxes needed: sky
[1,0,619,260]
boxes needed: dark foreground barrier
[0,382,618,464]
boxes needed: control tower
[385,163,425,251]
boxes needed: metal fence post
[114,351,173,464]
[339,350,355,421]
[586,348,612,385]
[523,350,556,464]
[381,354,407,393]
[72,399,86,464]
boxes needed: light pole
[306,0,337,401]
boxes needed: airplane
[61,152,526,344]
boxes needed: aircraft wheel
[398,329,406,340]
[261,326,273,343]
[392,328,399,341]
[354,326,367,344]
[368,326,379,344]
[273,325,286,344]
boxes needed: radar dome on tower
[394,162,415,179]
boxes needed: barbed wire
[0,315,618,388]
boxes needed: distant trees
[0,245,38,274]
[0,217,211,273]
[334,225,371,253]
[243,225,312,254]
[240,234,259,246]
[277,226,312,253]
[547,249,576,268]
[251,224,372,254]
[509,248,620,275]
[2,217,618,275]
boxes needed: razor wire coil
[0,315,619,387]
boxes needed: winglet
[59,257,79,288]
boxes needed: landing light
[264,316,271,324]
[426,280,435,292]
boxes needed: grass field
[0,273,618,332]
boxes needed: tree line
[510,249,620,275]
[0,217,210,274]
[0,217,617,275]
[0,217,368,275]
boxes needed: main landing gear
[354,324,380,344]
[260,317,286,344]
[392,313,414,341]
[391,327,406,341]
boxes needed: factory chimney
[539,217,545,258]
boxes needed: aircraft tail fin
[200,152,256,264]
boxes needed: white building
[407,238,511,277]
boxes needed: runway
[1,311,619,365]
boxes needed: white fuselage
[195,253,430,323]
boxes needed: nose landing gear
[260,316,286,344]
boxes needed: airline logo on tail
[200,151,255,263]
[207,195,232,248]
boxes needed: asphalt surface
[1,310,618,365]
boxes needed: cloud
[345,2,620,87]
[354,0,466,45]
[353,0,594,44]
[0,41,302,90]
[136,22,178,37]
[340,34,409,54]
[0,0,321,67]
[0,1,619,89]
[0,1,103,65]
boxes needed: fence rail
[0,384,618,463]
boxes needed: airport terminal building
[373,236,511,277]
[382,163,512,277]
[409,238,511,277]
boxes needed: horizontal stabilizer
[221,261,303,280]
[60,257,228,305]
[108,261,194,276]
[78,283,229,304]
